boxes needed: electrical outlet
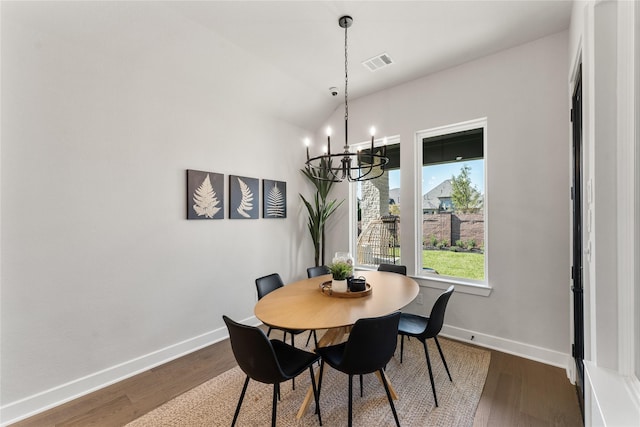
[416,293,424,305]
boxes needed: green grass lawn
[422,250,485,280]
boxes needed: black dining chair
[397,285,454,407]
[304,266,330,346]
[223,316,322,426]
[307,265,331,278]
[377,263,407,275]
[317,312,402,427]
[255,273,318,350]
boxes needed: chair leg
[305,330,318,348]
[309,366,322,425]
[312,331,320,366]
[317,360,325,399]
[378,368,401,427]
[400,335,405,363]
[422,340,438,407]
[271,383,278,427]
[359,374,363,397]
[434,336,452,381]
[289,334,296,390]
[348,375,353,427]
[232,376,250,427]
[267,327,272,337]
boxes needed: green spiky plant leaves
[300,158,344,266]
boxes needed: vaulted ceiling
[5,1,573,129]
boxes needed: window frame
[349,135,401,269]
[414,118,489,288]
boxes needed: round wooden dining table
[254,270,419,332]
[254,269,419,419]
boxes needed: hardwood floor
[11,335,583,426]
[473,348,583,427]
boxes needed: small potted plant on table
[329,261,352,293]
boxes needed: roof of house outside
[386,179,483,211]
[423,179,453,209]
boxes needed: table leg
[296,327,350,419]
[317,326,350,347]
[375,370,398,400]
[297,365,321,419]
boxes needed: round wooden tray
[320,281,372,298]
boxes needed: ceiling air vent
[362,53,394,72]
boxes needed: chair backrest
[424,285,454,338]
[377,263,407,275]
[307,265,330,278]
[338,312,401,375]
[223,315,284,384]
[255,273,284,300]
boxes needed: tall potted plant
[300,158,344,266]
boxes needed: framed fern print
[262,179,287,218]
[187,170,224,219]
[229,175,259,219]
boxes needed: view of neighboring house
[423,179,454,214]
[422,178,484,214]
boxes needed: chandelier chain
[344,23,348,124]
[303,15,389,182]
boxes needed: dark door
[571,64,584,419]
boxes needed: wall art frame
[263,179,287,218]
[229,175,259,219]
[186,169,224,220]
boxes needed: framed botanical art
[187,170,224,219]
[263,179,286,218]
[229,175,259,219]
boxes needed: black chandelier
[304,15,389,182]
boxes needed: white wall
[0,3,317,424]
[323,31,571,365]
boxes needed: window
[416,119,486,283]
[353,137,400,268]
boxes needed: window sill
[414,274,492,296]
[584,361,640,426]
[354,267,492,296]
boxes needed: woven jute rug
[127,336,490,426]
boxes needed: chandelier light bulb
[304,138,311,160]
[370,127,375,151]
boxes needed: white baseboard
[2,317,569,426]
[0,315,260,427]
[441,324,572,370]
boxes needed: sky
[388,159,484,194]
